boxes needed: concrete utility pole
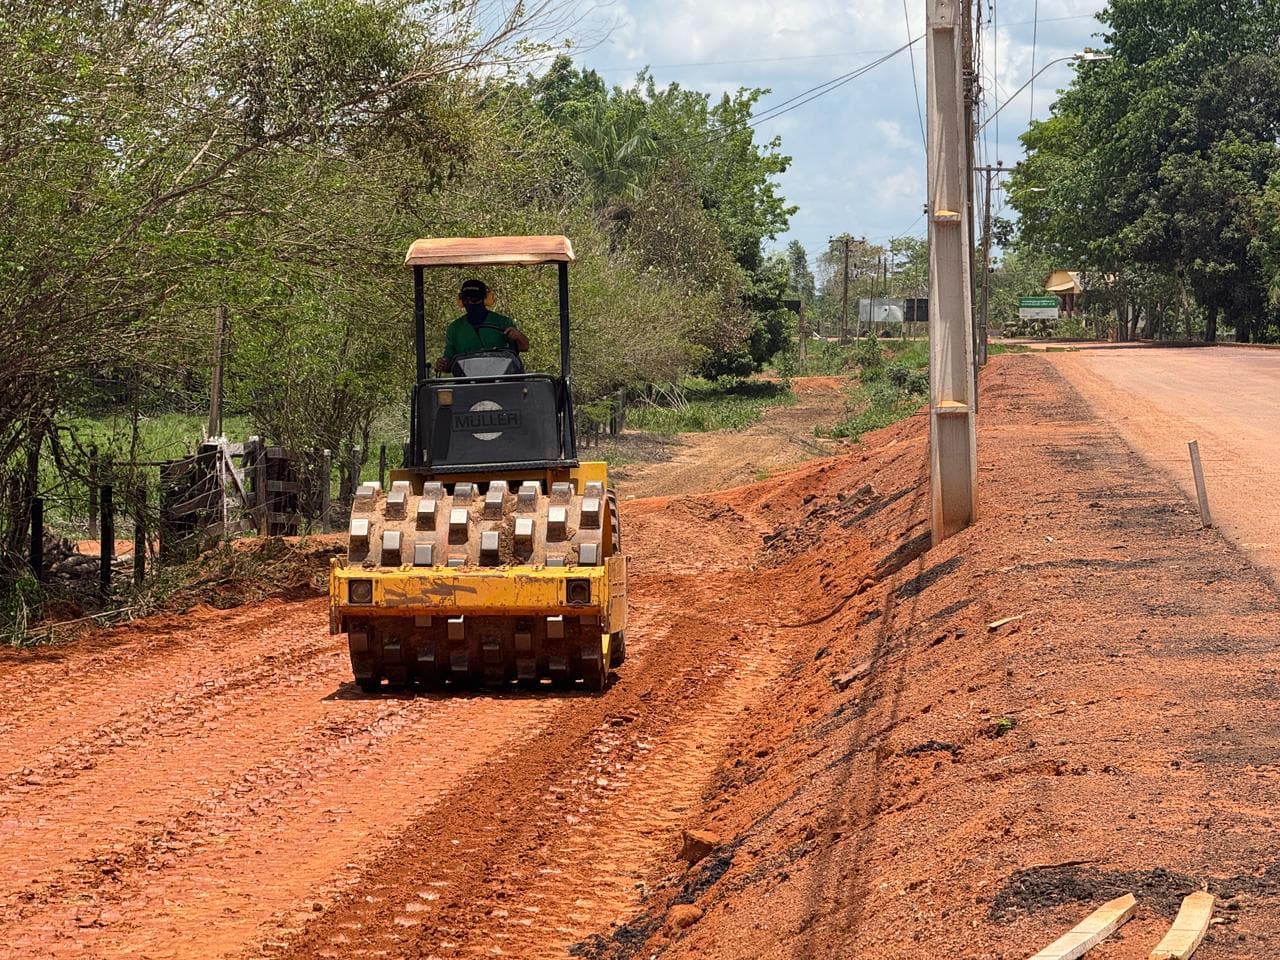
[974,161,1007,367]
[926,0,979,543]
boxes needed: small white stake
[1188,440,1212,529]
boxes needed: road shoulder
[581,352,1280,959]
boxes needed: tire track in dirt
[2,435,825,960]
[264,589,794,957]
[0,610,334,794]
[0,601,317,768]
[0,681,562,959]
[262,503,798,960]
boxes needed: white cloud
[874,119,913,152]
[573,0,1106,253]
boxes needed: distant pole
[977,163,996,367]
[798,301,807,372]
[927,0,979,544]
[840,238,851,344]
[208,304,228,439]
[378,444,386,489]
[100,484,114,599]
[30,496,44,582]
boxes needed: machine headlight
[566,578,591,606]
[348,579,374,604]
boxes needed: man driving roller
[435,279,530,373]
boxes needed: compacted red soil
[2,354,1277,959]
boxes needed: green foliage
[785,240,817,303]
[853,335,886,380]
[1008,1,1280,342]
[0,575,43,646]
[797,340,860,375]
[885,362,929,395]
[533,58,796,374]
[626,379,794,434]
[0,10,802,607]
[821,337,929,441]
[989,247,1054,336]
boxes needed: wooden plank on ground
[1027,893,1136,960]
[988,613,1025,631]
[1150,892,1214,960]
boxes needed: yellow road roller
[329,236,627,693]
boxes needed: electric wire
[677,36,922,152]
[903,0,926,147]
[744,37,922,129]
[1029,0,1040,122]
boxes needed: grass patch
[819,334,929,441]
[66,412,252,463]
[625,378,795,434]
[988,342,1032,356]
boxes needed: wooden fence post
[133,487,146,587]
[320,449,332,530]
[379,444,386,489]
[87,444,99,537]
[350,445,362,496]
[100,484,114,599]
[30,496,44,582]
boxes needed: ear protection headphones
[456,289,496,309]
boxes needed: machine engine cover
[420,377,561,467]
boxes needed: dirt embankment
[2,355,1278,959]
[578,354,1280,959]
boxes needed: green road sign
[1018,296,1059,308]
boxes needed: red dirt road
[0,491,820,958]
[1051,346,1280,581]
[5,355,1280,959]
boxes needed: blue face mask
[463,301,488,324]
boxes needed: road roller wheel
[357,676,382,695]
[581,635,610,693]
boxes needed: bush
[853,334,884,381]
[885,362,929,395]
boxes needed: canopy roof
[1044,269,1084,294]
[404,235,575,269]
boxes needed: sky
[564,0,1109,262]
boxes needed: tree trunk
[1237,320,1252,343]
[1204,305,1219,343]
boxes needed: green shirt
[443,311,514,361]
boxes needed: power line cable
[747,38,921,128]
[586,15,1093,77]
[993,0,1000,167]
[1029,0,1040,123]
[679,37,922,151]
[903,0,926,147]
[592,47,899,72]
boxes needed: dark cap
[459,279,488,299]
